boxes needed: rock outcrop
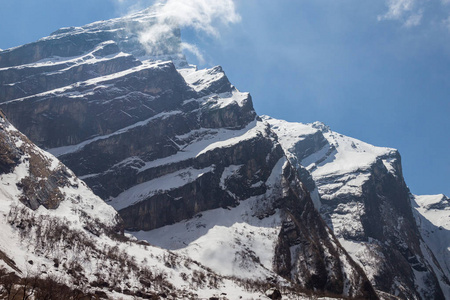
[1,111,86,211]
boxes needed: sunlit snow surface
[262,116,396,233]
[132,198,282,279]
[263,116,395,181]
[179,64,251,108]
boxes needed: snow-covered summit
[263,116,450,299]
[311,121,330,132]
[0,6,184,70]
[263,116,398,182]
[47,7,160,39]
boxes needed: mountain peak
[311,121,330,132]
[0,7,183,69]
[48,7,160,39]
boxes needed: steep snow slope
[264,116,449,300]
[134,182,284,280]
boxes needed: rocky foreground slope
[0,7,448,300]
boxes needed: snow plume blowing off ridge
[137,0,240,63]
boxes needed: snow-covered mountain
[0,6,448,299]
[0,8,377,299]
[264,116,449,299]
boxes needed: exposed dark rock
[0,115,72,210]
[265,287,282,300]
[357,155,445,299]
[2,61,193,149]
[0,115,22,175]
[272,161,377,298]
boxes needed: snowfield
[133,197,283,280]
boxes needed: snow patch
[220,164,243,189]
[180,65,225,93]
[110,166,213,211]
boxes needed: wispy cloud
[378,0,450,30]
[378,0,422,27]
[379,0,415,20]
[155,0,240,36]
[181,42,205,64]
[403,10,423,27]
[126,0,240,62]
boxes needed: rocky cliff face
[0,9,379,299]
[264,116,450,299]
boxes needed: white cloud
[157,0,240,36]
[135,0,240,59]
[181,42,205,64]
[379,0,450,29]
[378,0,424,27]
[403,10,423,27]
[378,0,416,21]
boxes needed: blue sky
[0,0,448,196]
